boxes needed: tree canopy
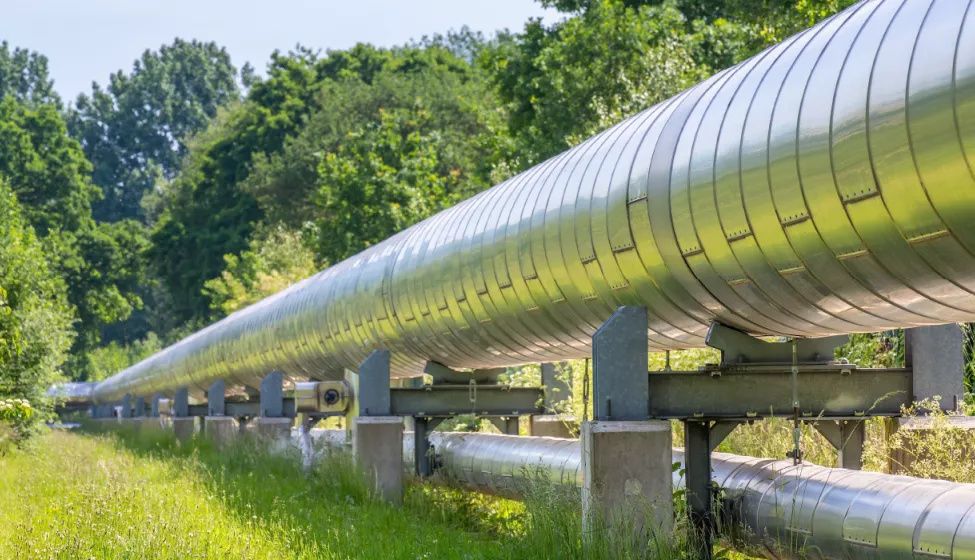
[69,39,241,224]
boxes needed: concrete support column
[530,415,575,438]
[204,417,237,446]
[582,420,673,537]
[172,417,195,442]
[354,350,404,503]
[354,416,404,503]
[584,306,673,542]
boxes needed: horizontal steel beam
[187,399,298,418]
[648,368,910,420]
[390,386,543,418]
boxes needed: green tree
[0,179,74,434]
[487,0,755,167]
[312,104,460,264]
[82,332,163,382]
[204,226,318,316]
[0,42,60,107]
[69,39,240,223]
[0,97,147,379]
[45,221,149,366]
[150,44,479,324]
[0,98,99,235]
[246,47,506,229]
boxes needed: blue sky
[2,0,557,103]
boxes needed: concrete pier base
[204,416,238,447]
[581,420,673,539]
[172,417,196,443]
[140,417,164,431]
[119,417,144,432]
[254,417,291,442]
[530,415,576,439]
[354,416,404,504]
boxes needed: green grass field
[0,428,758,559]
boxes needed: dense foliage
[0,0,892,433]
[0,180,74,434]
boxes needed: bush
[0,179,74,436]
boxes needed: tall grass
[0,428,756,559]
[0,428,506,559]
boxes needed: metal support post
[120,393,132,418]
[174,388,189,417]
[359,351,391,416]
[208,380,226,416]
[840,421,865,470]
[490,416,520,435]
[542,362,572,412]
[172,387,194,443]
[414,417,444,477]
[134,397,146,417]
[256,372,290,441]
[583,306,673,542]
[684,420,713,556]
[813,420,865,470]
[151,393,162,417]
[532,362,575,438]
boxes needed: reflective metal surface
[93,0,975,403]
[47,382,94,404]
[433,432,975,560]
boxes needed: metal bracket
[359,350,392,416]
[648,367,909,419]
[414,416,446,476]
[593,306,650,421]
[174,388,189,418]
[260,371,284,418]
[706,323,848,364]
[208,380,226,416]
[134,396,146,417]
[709,421,741,452]
[424,361,505,385]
